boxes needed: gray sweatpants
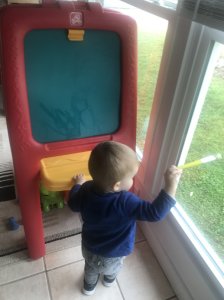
[82,245,125,285]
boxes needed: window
[177,43,224,262]
[137,21,224,297]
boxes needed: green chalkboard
[24,29,121,143]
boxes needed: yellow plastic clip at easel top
[68,29,85,41]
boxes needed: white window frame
[118,1,224,299]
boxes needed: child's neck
[93,182,116,194]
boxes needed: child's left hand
[73,174,86,185]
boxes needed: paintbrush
[178,153,222,169]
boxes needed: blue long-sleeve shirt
[68,181,176,257]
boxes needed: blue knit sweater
[68,181,176,257]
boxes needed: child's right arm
[119,166,182,223]
[163,165,182,198]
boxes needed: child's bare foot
[73,174,86,185]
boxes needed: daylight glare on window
[145,0,178,10]
[136,13,167,153]
[103,1,168,153]
[176,44,224,263]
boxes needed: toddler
[68,141,182,295]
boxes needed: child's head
[88,141,139,192]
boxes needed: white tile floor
[0,227,178,300]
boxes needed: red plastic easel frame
[0,2,137,259]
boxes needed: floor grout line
[0,270,46,288]
[45,257,85,273]
[135,238,146,244]
[45,243,82,256]
[43,257,53,300]
[165,296,178,300]
[116,278,126,300]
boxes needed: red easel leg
[19,187,46,259]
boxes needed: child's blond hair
[88,141,138,192]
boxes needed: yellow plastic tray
[40,151,91,191]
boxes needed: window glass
[104,0,168,152]
[177,44,224,262]
[136,13,167,152]
[145,0,178,10]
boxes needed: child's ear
[113,181,121,192]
